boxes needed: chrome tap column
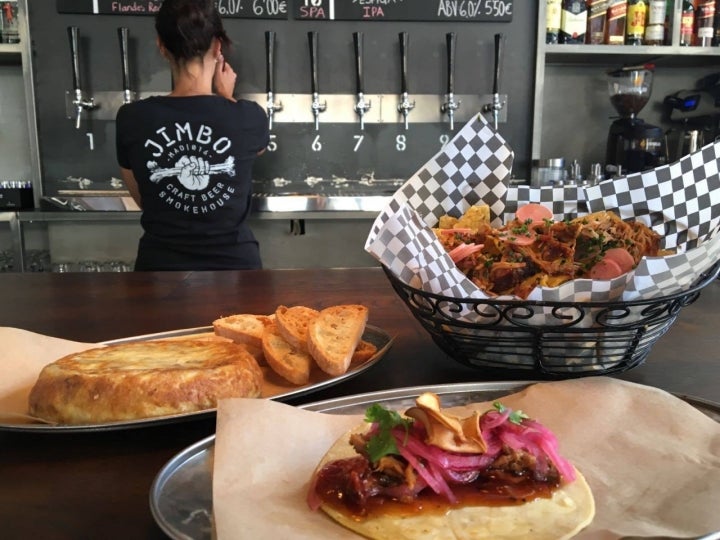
[67,26,97,129]
[307,31,327,131]
[483,33,506,131]
[265,30,282,131]
[440,32,460,131]
[396,32,415,131]
[117,27,134,105]
[352,31,371,131]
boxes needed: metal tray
[149,381,720,540]
[0,325,392,433]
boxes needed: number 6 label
[311,135,322,152]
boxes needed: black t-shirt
[116,95,269,270]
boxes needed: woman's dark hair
[155,0,231,63]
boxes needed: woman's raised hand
[213,54,237,101]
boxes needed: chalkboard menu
[56,0,289,19]
[56,0,512,21]
[294,0,513,22]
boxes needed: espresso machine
[663,72,720,162]
[605,65,666,175]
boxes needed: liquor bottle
[644,0,667,45]
[679,0,695,45]
[713,3,720,44]
[587,0,609,43]
[626,0,648,45]
[547,0,563,43]
[560,0,589,43]
[605,0,628,44]
[696,0,716,46]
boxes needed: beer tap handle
[441,32,460,130]
[397,32,414,130]
[399,31,409,95]
[353,31,371,130]
[483,33,505,130]
[308,31,319,96]
[446,32,456,96]
[265,30,275,95]
[68,26,81,92]
[118,27,132,103]
[307,31,325,130]
[492,32,503,95]
[264,31,282,130]
[353,31,364,95]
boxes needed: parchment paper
[213,377,720,540]
[0,327,97,422]
[364,114,720,303]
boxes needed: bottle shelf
[543,43,720,66]
[0,42,22,62]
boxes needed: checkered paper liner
[365,113,720,305]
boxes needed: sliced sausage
[589,258,624,280]
[500,230,537,246]
[515,203,553,224]
[603,247,635,273]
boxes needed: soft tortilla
[313,424,596,540]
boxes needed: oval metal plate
[149,381,720,540]
[0,325,393,433]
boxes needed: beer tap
[353,32,371,131]
[118,27,133,104]
[440,32,461,131]
[483,33,506,131]
[307,31,326,131]
[397,32,415,130]
[67,26,97,130]
[265,31,282,131]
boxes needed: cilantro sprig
[364,404,413,463]
[493,401,529,425]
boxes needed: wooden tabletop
[1,268,718,539]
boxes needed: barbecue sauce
[314,456,560,520]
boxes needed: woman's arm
[120,167,143,209]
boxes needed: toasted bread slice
[351,339,378,363]
[275,305,319,352]
[213,314,274,350]
[308,305,369,376]
[262,322,312,385]
[240,343,265,365]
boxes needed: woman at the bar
[115,0,269,271]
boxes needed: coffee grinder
[605,64,666,175]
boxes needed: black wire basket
[383,259,720,377]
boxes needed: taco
[307,393,595,540]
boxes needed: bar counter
[1,268,718,539]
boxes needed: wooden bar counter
[1,268,718,539]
